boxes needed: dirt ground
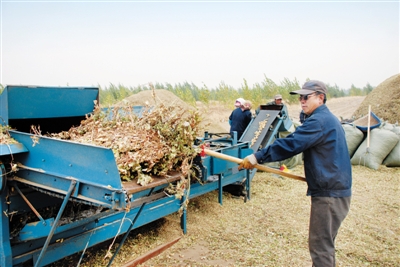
[353,73,400,124]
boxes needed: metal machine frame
[1,85,256,266]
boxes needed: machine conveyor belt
[122,172,182,194]
[240,110,280,151]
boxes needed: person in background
[239,80,352,267]
[229,98,252,139]
[234,98,245,108]
[256,94,287,115]
[266,94,284,106]
[229,98,246,126]
[244,100,252,111]
[244,100,255,118]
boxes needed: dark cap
[290,80,328,95]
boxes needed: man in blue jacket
[239,80,352,267]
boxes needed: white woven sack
[383,126,400,167]
[351,128,399,170]
[381,121,394,131]
[342,124,365,158]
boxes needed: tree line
[0,77,374,108]
[97,76,374,108]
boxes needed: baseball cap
[274,94,282,100]
[290,80,328,95]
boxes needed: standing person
[239,80,352,267]
[234,98,245,108]
[229,98,246,126]
[244,100,252,111]
[229,98,252,139]
[256,94,287,115]
[266,94,284,106]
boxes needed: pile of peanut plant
[0,125,17,144]
[48,102,203,186]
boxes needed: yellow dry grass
[52,165,399,267]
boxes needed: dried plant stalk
[47,102,203,186]
[1,125,18,145]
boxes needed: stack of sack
[343,121,400,170]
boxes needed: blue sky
[1,1,399,90]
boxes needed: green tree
[326,84,345,98]
[363,83,374,95]
[241,79,252,102]
[215,82,233,108]
[279,77,301,104]
[349,84,362,96]
[198,85,211,105]
[260,76,279,103]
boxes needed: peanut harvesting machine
[0,85,293,266]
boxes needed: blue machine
[0,85,262,267]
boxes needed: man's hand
[238,154,258,170]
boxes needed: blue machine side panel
[240,148,253,158]
[10,131,122,189]
[212,148,238,174]
[0,88,9,123]
[0,143,28,156]
[6,86,98,119]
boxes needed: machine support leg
[34,179,77,267]
[218,174,223,205]
[107,188,154,267]
[180,194,187,234]
[246,169,251,201]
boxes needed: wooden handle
[203,148,306,182]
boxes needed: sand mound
[117,89,194,110]
[352,74,400,124]
[196,101,232,133]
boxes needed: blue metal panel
[10,131,121,189]
[8,131,126,209]
[212,147,239,174]
[0,88,9,124]
[211,157,226,174]
[189,172,246,199]
[19,218,55,240]
[240,148,253,158]
[0,143,28,156]
[5,86,98,119]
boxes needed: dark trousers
[309,196,351,267]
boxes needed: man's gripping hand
[238,154,258,170]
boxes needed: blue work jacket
[254,105,352,197]
[229,108,252,139]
